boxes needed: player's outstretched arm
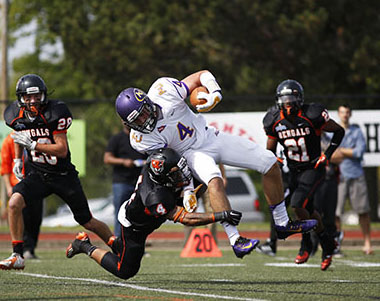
[167,206,242,226]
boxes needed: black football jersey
[124,166,181,232]
[263,103,330,170]
[4,100,76,174]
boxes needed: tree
[7,0,380,199]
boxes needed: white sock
[221,222,240,245]
[271,200,289,226]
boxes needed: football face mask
[166,157,192,188]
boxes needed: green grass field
[0,248,379,301]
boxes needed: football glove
[314,153,329,169]
[12,131,37,150]
[214,210,242,226]
[196,91,222,113]
[13,159,23,181]
[183,190,197,212]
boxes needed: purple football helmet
[115,87,158,133]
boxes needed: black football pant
[100,226,148,280]
[313,175,338,236]
[22,198,44,253]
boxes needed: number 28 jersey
[4,100,76,174]
[263,103,330,170]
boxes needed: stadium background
[0,1,379,221]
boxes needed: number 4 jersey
[263,103,330,170]
[4,100,76,174]
[130,76,209,155]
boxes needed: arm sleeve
[148,77,189,107]
[0,138,13,175]
[309,104,330,129]
[51,102,73,134]
[324,126,345,160]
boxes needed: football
[190,86,209,108]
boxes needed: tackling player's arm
[166,206,242,226]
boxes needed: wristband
[213,212,223,222]
[179,212,188,223]
[173,207,184,223]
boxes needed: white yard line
[175,263,246,267]
[336,260,380,267]
[265,263,320,268]
[18,272,267,301]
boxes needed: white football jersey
[130,77,208,155]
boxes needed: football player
[0,74,114,270]
[263,79,345,270]
[66,148,242,280]
[114,70,318,259]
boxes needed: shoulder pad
[4,102,22,128]
[43,100,72,123]
[144,187,176,217]
[263,107,280,129]
[303,103,326,120]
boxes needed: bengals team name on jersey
[19,128,50,138]
[278,127,311,139]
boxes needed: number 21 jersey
[263,103,330,170]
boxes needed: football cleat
[232,236,260,259]
[295,250,310,264]
[321,255,332,271]
[66,232,90,258]
[256,239,276,257]
[276,219,318,240]
[0,253,25,270]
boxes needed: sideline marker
[180,228,222,257]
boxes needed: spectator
[104,123,147,237]
[0,133,44,260]
[333,105,373,255]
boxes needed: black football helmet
[276,79,304,116]
[148,148,192,188]
[16,74,48,113]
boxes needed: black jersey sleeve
[144,187,176,217]
[263,107,279,138]
[44,100,73,133]
[304,103,330,129]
